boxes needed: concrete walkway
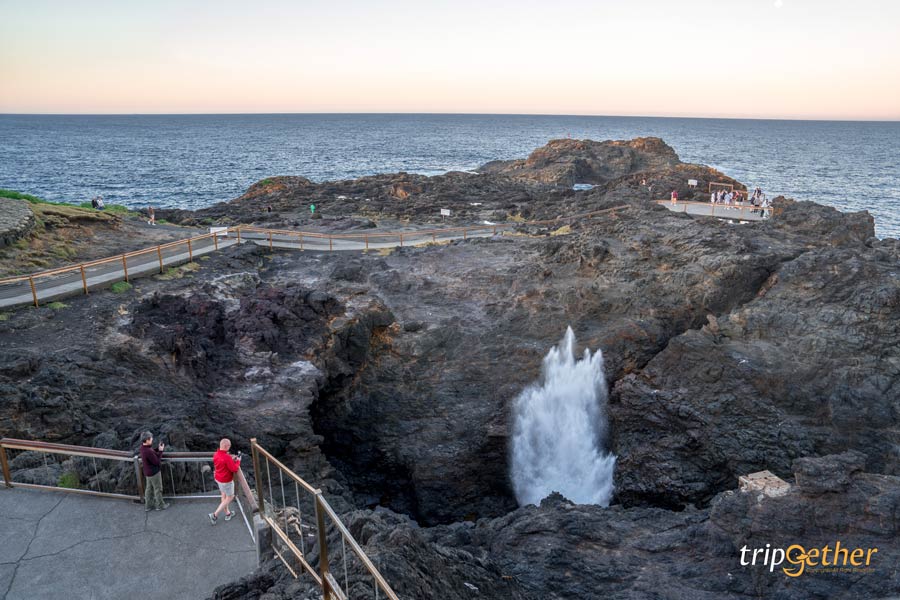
[0,487,255,600]
[0,228,496,309]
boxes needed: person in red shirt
[208,438,241,525]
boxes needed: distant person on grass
[140,431,168,511]
[208,438,241,525]
[147,205,156,226]
[97,196,105,210]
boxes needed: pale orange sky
[1,0,899,119]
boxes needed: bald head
[219,438,231,451]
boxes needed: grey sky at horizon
[1,0,899,120]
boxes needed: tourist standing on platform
[710,190,716,204]
[208,438,241,525]
[670,190,678,204]
[140,432,168,511]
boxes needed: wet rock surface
[2,139,898,598]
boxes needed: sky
[1,0,899,119]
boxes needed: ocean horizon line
[2,112,899,124]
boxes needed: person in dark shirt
[140,431,169,511]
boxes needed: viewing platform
[656,199,774,222]
[0,487,256,600]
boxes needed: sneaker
[145,506,152,512]
[224,511,234,521]
[156,503,170,511]
[208,512,218,526]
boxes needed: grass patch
[0,189,46,203]
[58,472,80,489]
[550,225,573,236]
[507,213,527,223]
[110,281,133,294]
[0,313,9,322]
[156,262,200,281]
[45,301,67,310]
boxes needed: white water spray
[511,327,616,506]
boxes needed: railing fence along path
[0,206,628,310]
[0,437,399,600]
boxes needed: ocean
[1,114,897,238]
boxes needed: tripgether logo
[740,542,878,577]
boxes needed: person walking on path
[140,432,168,511]
[208,438,241,525]
[147,205,156,226]
[670,189,678,205]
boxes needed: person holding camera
[140,431,168,511]
[208,438,241,525]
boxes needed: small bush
[110,281,133,294]
[550,225,573,236]
[0,313,9,322]
[46,301,67,310]
[58,472,80,489]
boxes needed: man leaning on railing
[140,432,169,511]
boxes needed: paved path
[0,487,255,600]
[658,201,771,221]
[0,228,495,309]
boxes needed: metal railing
[0,438,257,540]
[251,439,399,600]
[0,438,140,500]
[0,206,627,310]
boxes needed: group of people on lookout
[139,433,243,524]
[707,186,769,206]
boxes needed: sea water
[1,114,897,237]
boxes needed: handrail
[250,438,401,600]
[0,437,133,460]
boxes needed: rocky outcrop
[212,453,899,600]
[0,198,35,248]
[2,139,898,599]
[478,137,681,185]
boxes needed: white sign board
[440,208,451,217]
[687,179,698,188]
[209,226,229,237]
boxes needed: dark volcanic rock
[478,137,681,185]
[3,138,898,599]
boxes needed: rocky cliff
[1,139,897,599]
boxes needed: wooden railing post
[80,265,88,295]
[399,233,403,247]
[463,229,467,240]
[329,236,333,252]
[268,232,273,250]
[187,239,193,263]
[213,233,219,251]
[29,276,38,307]
[134,456,145,501]
[237,228,242,244]
[0,444,12,488]
[122,255,129,282]
[157,246,164,273]
[251,438,265,517]
[299,233,304,251]
[315,492,333,598]
[365,234,369,251]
